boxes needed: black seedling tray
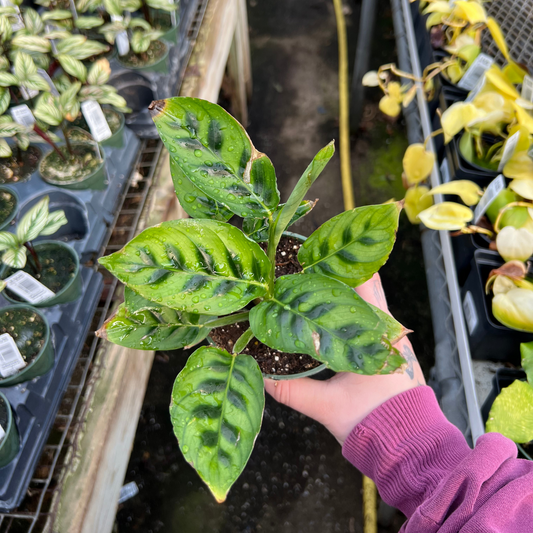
[461,250,533,364]
[0,267,103,511]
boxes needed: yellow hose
[332,0,355,211]
[332,2,376,532]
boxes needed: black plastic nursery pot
[0,305,54,387]
[452,232,495,287]
[39,142,107,190]
[117,40,170,75]
[208,232,330,382]
[0,146,42,185]
[0,393,19,468]
[101,109,126,149]
[0,187,18,231]
[2,241,82,307]
[461,250,533,364]
[480,368,532,460]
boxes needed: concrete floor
[114,1,434,531]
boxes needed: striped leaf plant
[97,97,408,502]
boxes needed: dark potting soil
[119,40,166,68]
[0,307,46,363]
[4,244,76,300]
[40,143,102,184]
[0,147,41,184]
[0,190,16,225]
[0,397,8,433]
[210,236,321,376]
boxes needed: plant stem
[61,122,73,156]
[33,125,67,162]
[141,0,152,25]
[24,242,41,274]
[266,214,277,295]
[204,311,250,329]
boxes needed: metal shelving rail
[391,0,533,446]
[0,1,209,531]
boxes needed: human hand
[264,273,425,445]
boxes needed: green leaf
[16,132,29,151]
[34,97,63,126]
[249,274,406,374]
[55,34,87,55]
[87,58,111,86]
[68,39,108,60]
[150,97,280,218]
[486,380,533,443]
[59,81,81,112]
[232,327,254,354]
[0,138,11,157]
[42,9,73,21]
[243,200,316,243]
[0,121,24,137]
[170,346,264,502]
[23,74,52,92]
[98,219,270,316]
[57,55,87,82]
[102,0,122,16]
[0,87,10,114]
[2,247,26,269]
[23,8,44,34]
[129,18,151,30]
[0,231,18,251]
[11,35,51,53]
[0,71,18,87]
[14,52,37,81]
[146,0,177,10]
[74,16,103,30]
[17,195,50,242]
[131,31,151,54]
[40,209,68,236]
[272,142,334,246]
[97,302,210,350]
[297,203,401,287]
[169,156,232,221]
[521,341,533,385]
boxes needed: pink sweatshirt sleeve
[342,386,533,532]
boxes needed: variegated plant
[98,97,408,502]
[0,195,67,270]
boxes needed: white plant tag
[37,69,60,96]
[463,291,478,335]
[111,15,130,56]
[5,270,55,304]
[45,24,59,54]
[522,75,533,102]
[81,100,112,142]
[498,131,520,172]
[465,75,486,103]
[474,174,505,223]
[440,158,451,183]
[69,0,78,19]
[458,53,494,91]
[169,0,177,26]
[10,104,35,128]
[0,424,5,440]
[0,333,26,378]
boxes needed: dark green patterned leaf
[243,200,316,243]
[150,97,280,218]
[298,203,401,287]
[170,156,232,222]
[97,302,210,350]
[98,219,270,316]
[249,274,406,374]
[170,346,264,502]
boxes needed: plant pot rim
[0,304,51,385]
[117,40,169,70]
[101,108,125,144]
[39,142,106,187]
[0,186,19,230]
[0,391,13,449]
[2,240,80,306]
[209,230,328,381]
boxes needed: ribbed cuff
[342,386,471,517]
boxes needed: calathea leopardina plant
[97,97,409,502]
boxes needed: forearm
[342,387,533,532]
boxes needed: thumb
[264,377,329,421]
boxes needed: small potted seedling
[98,97,409,501]
[142,0,179,43]
[0,391,19,466]
[0,195,82,306]
[0,304,53,386]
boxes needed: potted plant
[98,97,409,501]
[0,185,17,231]
[0,305,53,386]
[0,391,19,467]
[0,195,82,306]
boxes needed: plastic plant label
[465,75,486,103]
[458,53,494,91]
[111,15,130,56]
[0,424,5,441]
[0,333,26,378]
[69,0,78,19]
[45,24,59,54]
[498,131,520,172]
[169,0,177,26]
[118,481,139,504]
[0,0,24,31]
[12,67,38,100]
[474,174,505,223]
[522,75,533,102]
[4,271,55,304]
[463,291,478,335]
[37,69,60,96]
[440,158,451,183]
[81,100,112,142]
[10,105,35,128]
